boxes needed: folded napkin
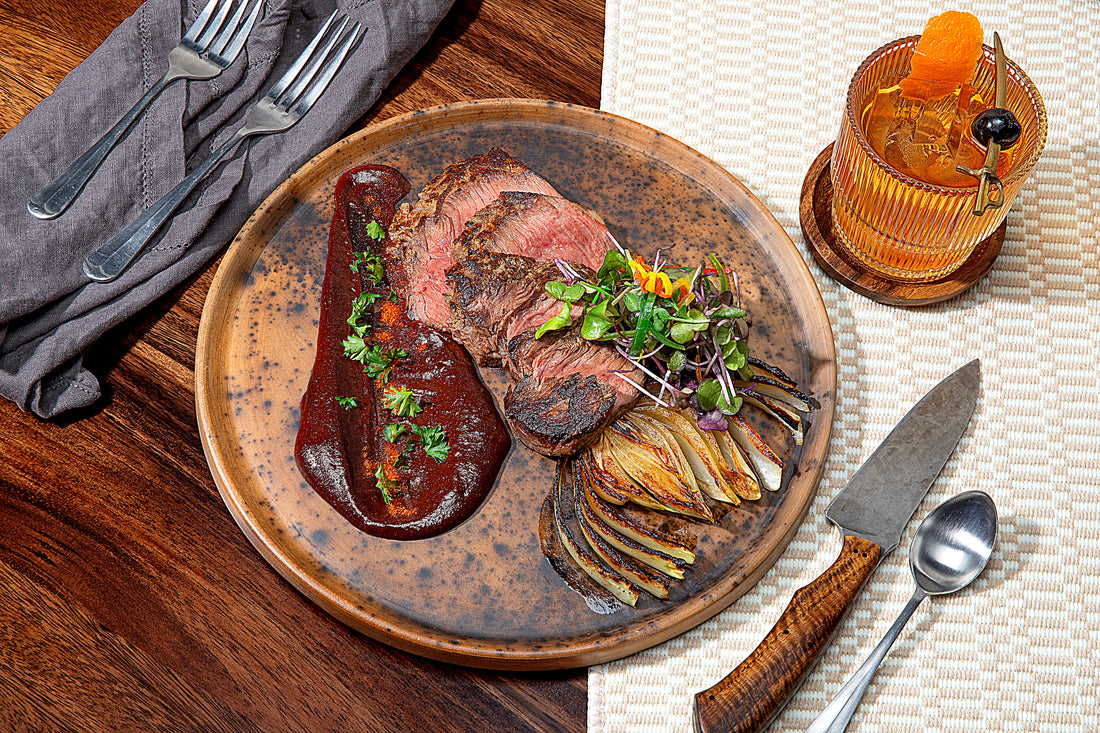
[0,0,453,418]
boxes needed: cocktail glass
[830,36,1046,282]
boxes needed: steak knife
[693,359,981,733]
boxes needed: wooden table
[0,1,600,729]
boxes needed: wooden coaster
[800,143,1005,307]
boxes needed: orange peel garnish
[900,11,984,100]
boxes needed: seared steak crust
[386,149,560,331]
[446,251,641,455]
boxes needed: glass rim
[843,35,1048,195]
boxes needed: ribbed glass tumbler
[830,36,1046,282]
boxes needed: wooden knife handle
[692,534,882,733]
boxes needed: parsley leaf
[383,384,421,417]
[366,220,386,241]
[374,464,398,503]
[383,422,407,442]
[411,424,450,462]
[335,396,358,409]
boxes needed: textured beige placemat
[594,1,1100,731]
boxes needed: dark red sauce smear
[295,165,511,540]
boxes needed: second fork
[28,0,264,220]
[82,11,362,283]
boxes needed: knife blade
[692,359,980,733]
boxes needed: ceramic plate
[196,99,836,670]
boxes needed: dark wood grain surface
[0,0,601,729]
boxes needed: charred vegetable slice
[633,404,740,504]
[728,415,784,492]
[552,463,639,606]
[581,443,667,512]
[575,476,688,580]
[579,472,697,563]
[605,419,712,521]
[708,428,763,501]
[574,472,671,598]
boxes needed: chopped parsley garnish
[341,333,372,363]
[335,396,358,409]
[366,220,386,241]
[383,385,421,417]
[411,424,450,462]
[364,346,407,382]
[350,251,384,284]
[374,464,398,503]
[383,422,407,442]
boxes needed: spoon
[804,490,998,733]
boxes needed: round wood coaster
[800,143,1005,307]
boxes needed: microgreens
[538,245,754,427]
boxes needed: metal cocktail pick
[956,32,1009,215]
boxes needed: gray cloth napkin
[0,0,453,418]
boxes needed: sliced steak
[452,191,612,272]
[446,250,641,456]
[386,149,560,331]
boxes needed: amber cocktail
[830,36,1046,281]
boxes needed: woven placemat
[594,1,1099,731]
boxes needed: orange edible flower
[629,256,694,305]
[900,11,984,101]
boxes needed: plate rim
[196,98,837,669]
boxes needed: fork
[82,11,362,283]
[28,0,264,220]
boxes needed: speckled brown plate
[196,99,836,670]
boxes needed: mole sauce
[294,165,511,540]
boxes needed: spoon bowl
[805,490,998,733]
[910,490,998,595]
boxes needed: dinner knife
[692,359,981,733]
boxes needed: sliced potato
[632,404,740,504]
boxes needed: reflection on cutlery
[28,0,264,220]
[693,360,981,733]
[804,490,996,733]
[82,11,362,284]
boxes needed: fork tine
[281,17,349,108]
[195,0,236,50]
[181,0,223,44]
[289,23,362,117]
[266,10,339,101]
[210,0,263,59]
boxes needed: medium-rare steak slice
[446,251,641,456]
[386,149,560,331]
[451,191,612,272]
[446,252,578,366]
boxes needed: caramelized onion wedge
[573,474,671,599]
[581,444,666,512]
[575,477,687,579]
[604,423,713,521]
[580,476,697,564]
[553,463,640,606]
[728,415,784,492]
[708,428,763,501]
[742,393,804,445]
[633,404,740,504]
